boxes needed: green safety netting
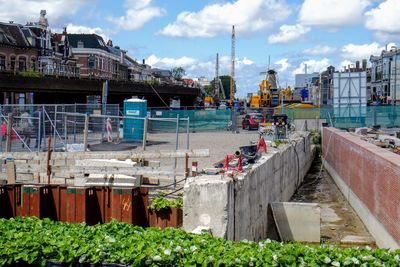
[149,109,231,132]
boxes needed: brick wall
[323,127,400,246]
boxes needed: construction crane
[204,53,226,107]
[230,25,235,104]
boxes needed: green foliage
[171,67,185,81]
[0,217,399,266]
[19,69,40,78]
[203,84,214,96]
[310,130,322,145]
[210,75,236,99]
[148,196,183,212]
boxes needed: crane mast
[230,25,235,103]
[215,53,220,98]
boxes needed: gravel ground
[144,130,261,170]
[291,155,375,247]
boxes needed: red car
[242,113,265,130]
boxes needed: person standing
[33,108,43,149]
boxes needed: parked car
[242,113,265,130]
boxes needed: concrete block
[183,175,234,239]
[271,202,320,243]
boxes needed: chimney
[9,21,13,24]
[107,40,113,47]
[355,61,360,70]
[142,59,145,65]
[63,27,67,35]
[362,59,367,70]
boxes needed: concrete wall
[322,127,400,248]
[184,133,315,241]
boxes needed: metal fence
[0,104,193,153]
[281,106,400,129]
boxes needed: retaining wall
[183,133,315,241]
[322,127,400,248]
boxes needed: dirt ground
[291,152,375,247]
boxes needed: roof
[0,22,29,47]
[67,34,108,52]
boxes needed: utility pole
[230,25,236,103]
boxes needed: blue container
[123,98,147,141]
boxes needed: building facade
[370,46,400,105]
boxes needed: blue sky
[1,0,400,96]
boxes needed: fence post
[5,113,12,152]
[53,105,57,151]
[186,117,190,149]
[37,111,41,152]
[174,114,180,188]
[64,115,67,147]
[142,117,148,151]
[73,104,77,143]
[42,106,46,149]
[83,114,89,152]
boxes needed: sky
[1,0,400,97]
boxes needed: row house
[370,46,400,105]
[0,10,78,76]
[67,34,128,80]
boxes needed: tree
[208,75,236,99]
[171,67,186,81]
[203,84,214,95]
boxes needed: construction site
[1,15,400,266]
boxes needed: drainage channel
[290,151,376,247]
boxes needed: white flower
[164,249,171,256]
[145,259,152,265]
[152,255,162,262]
[208,256,214,262]
[324,257,331,264]
[235,258,241,263]
[273,254,278,261]
[190,245,197,252]
[174,245,182,252]
[265,239,271,243]
[332,261,340,267]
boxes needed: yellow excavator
[250,70,292,109]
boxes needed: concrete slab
[341,235,376,245]
[271,202,321,243]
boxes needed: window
[0,55,5,70]
[10,56,15,71]
[88,55,95,69]
[30,57,36,71]
[18,56,27,71]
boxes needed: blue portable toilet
[123,98,147,141]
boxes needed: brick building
[67,34,128,80]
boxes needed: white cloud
[62,23,110,42]
[109,0,165,31]
[365,0,400,38]
[274,58,290,72]
[146,54,197,68]
[293,58,330,75]
[268,24,310,44]
[160,0,291,38]
[299,0,371,28]
[341,42,395,60]
[0,0,93,26]
[303,45,337,56]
